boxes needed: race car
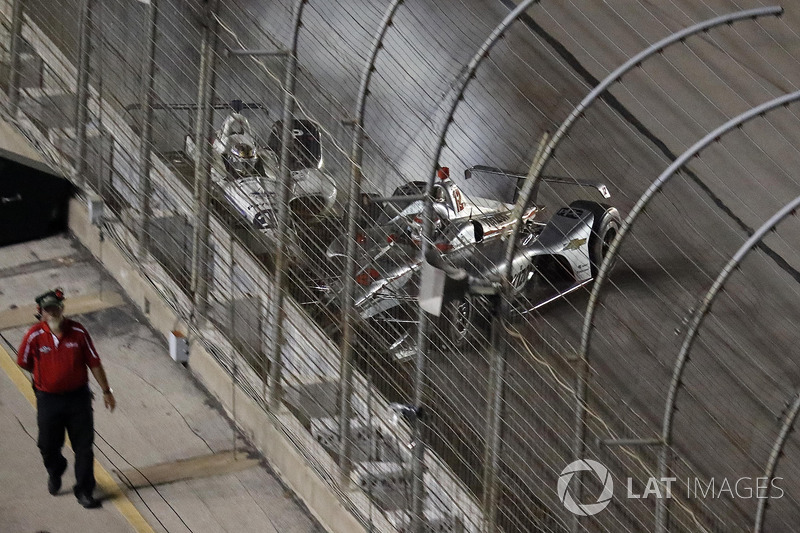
[324,165,619,357]
[184,102,337,237]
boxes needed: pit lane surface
[19,0,800,530]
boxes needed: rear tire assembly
[437,295,492,353]
[442,298,473,352]
[569,200,621,276]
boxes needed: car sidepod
[517,205,596,284]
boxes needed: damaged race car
[324,165,620,359]
[184,101,337,243]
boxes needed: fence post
[755,391,800,532]
[657,182,800,532]
[338,0,406,484]
[74,0,93,187]
[267,0,307,410]
[7,0,24,116]
[485,10,785,529]
[482,313,508,531]
[136,0,160,258]
[417,3,541,530]
[189,0,221,317]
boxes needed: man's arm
[90,365,115,412]
[75,322,114,411]
[17,328,36,371]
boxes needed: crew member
[17,288,116,509]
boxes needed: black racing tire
[437,295,492,353]
[569,200,621,276]
[444,297,474,352]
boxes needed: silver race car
[325,165,620,358]
[184,103,337,240]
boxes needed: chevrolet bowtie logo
[565,237,587,250]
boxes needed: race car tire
[434,298,473,352]
[438,295,492,353]
[569,200,621,276]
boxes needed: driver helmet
[433,184,447,203]
[230,142,255,159]
[227,142,259,175]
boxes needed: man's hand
[103,391,116,412]
[91,365,114,411]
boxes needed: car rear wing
[125,100,268,137]
[124,100,268,112]
[463,165,611,205]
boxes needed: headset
[34,287,65,320]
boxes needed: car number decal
[453,188,465,212]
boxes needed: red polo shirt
[17,318,102,393]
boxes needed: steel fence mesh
[3,1,800,532]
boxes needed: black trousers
[35,385,95,496]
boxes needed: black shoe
[47,474,61,495]
[76,493,102,509]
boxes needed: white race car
[184,106,337,237]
